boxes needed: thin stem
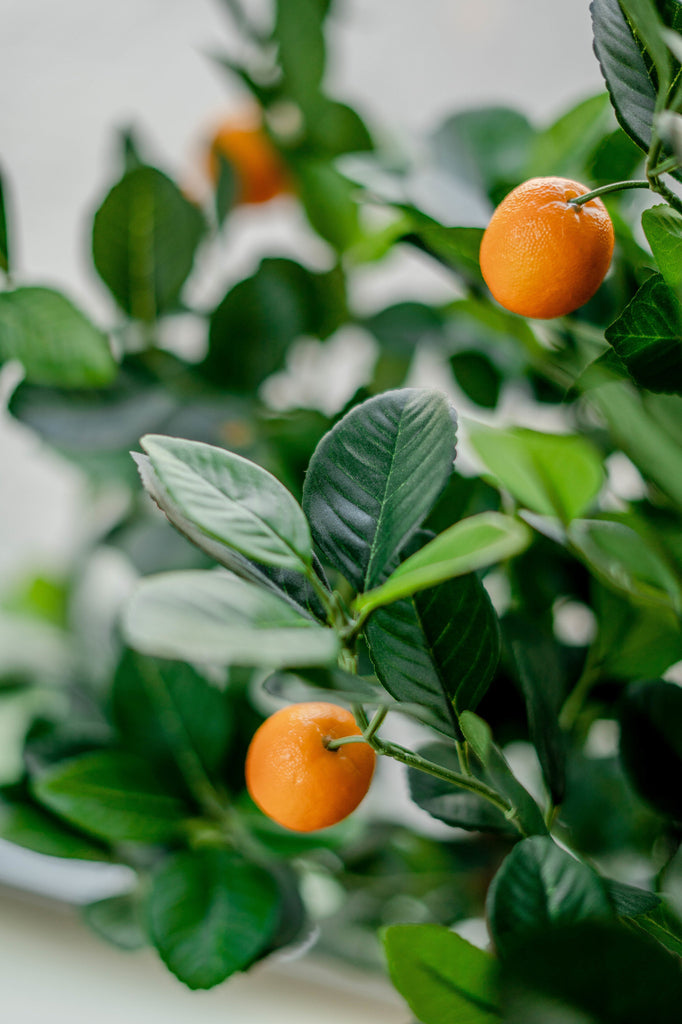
[567,180,651,206]
[364,706,388,743]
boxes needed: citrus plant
[2,0,682,1020]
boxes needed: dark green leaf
[629,899,682,956]
[112,651,233,783]
[148,848,280,989]
[364,301,445,354]
[502,920,682,1023]
[487,837,612,957]
[303,388,457,592]
[604,878,660,917]
[0,287,116,387]
[365,572,501,736]
[408,742,516,835]
[140,434,313,572]
[450,351,502,409]
[605,273,682,394]
[619,678,682,819]
[383,924,502,1024]
[214,153,237,227]
[591,0,657,156]
[504,616,566,804]
[92,165,206,321]
[642,204,682,298]
[0,166,11,275]
[31,751,189,843]
[460,711,547,837]
[295,160,360,251]
[0,799,110,861]
[592,585,682,680]
[404,217,486,282]
[201,258,331,391]
[123,570,338,667]
[82,893,148,951]
[302,99,373,157]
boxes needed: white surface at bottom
[0,887,404,1024]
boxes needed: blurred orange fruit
[207,114,291,205]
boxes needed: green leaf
[383,924,502,1024]
[568,516,682,611]
[140,434,312,572]
[450,351,502,409]
[123,570,338,666]
[618,0,672,96]
[303,388,458,592]
[501,920,682,1023]
[364,301,445,353]
[408,742,517,835]
[405,217,486,282]
[588,380,682,509]
[630,899,682,956]
[591,0,657,156]
[214,153,237,227]
[31,751,189,843]
[430,107,536,202]
[82,893,148,951]
[92,165,206,322]
[112,651,233,783]
[460,711,547,837]
[355,513,530,618]
[0,799,110,861]
[528,93,615,180]
[642,204,682,298]
[296,160,360,251]
[149,848,280,989]
[0,165,11,275]
[605,273,682,394]
[592,582,682,679]
[487,837,612,958]
[504,616,566,804]
[0,287,116,387]
[468,424,604,524]
[302,98,373,157]
[604,878,660,918]
[201,258,343,391]
[274,0,325,108]
[365,571,501,736]
[619,678,682,819]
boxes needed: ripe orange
[479,176,615,319]
[207,114,291,205]
[245,702,376,832]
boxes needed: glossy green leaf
[642,204,682,298]
[112,651,233,783]
[82,893,147,951]
[487,837,612,957]
[355,513,530,618]
[501,921,682,1023]
[383,924,502,1024]
[123,570,338,666]
[140,434,313,572]
[450,351,502,409]
[365,571,501,734]
[0,799,110,861]
[468,424,604,523]
[31,751,189,843]
[303,388,457,592]
[92,166,206,321]
[605,274,682,394]
[504,616,566,804]
[619,678,682,819]
[0,287,116,387]
[618,0,672,95]
[605,878,660,918]
[568,516,682,611]
[408,742,516,835]
[460,711,547,837]
[591,0,657,156]
[149,848,280,989]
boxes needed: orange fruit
[245,702,376,832]
[207,115,292,205]
[479,176,615,319]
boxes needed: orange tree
[2,0,682,1019]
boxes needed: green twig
[567,180,651,206]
